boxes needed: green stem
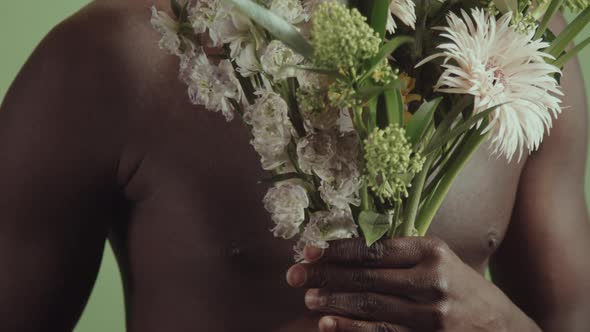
[545,6,590,58]
[534,0,564,40]
[361,184,370,211]
[400,155,434,237]
[388,201,401,237]
[553,35,590,69]
[415,129,489,236]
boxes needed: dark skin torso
[1,1,589,331]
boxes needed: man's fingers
[287,264,427,298]
[318,316,412,332]
[305,289,432,329]
[308,237,446,267]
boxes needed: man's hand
[286,238,540,332]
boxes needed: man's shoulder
[45,1,180,94]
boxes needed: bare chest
[112,109,524,328]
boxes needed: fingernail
[305,289,321,309]
[286,264,306,287]
[304,246,324,262]
[319,317,336,331]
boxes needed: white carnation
[244,91,295,170]
[261,40,304,81]
[320,176,362,210]
[300,208,358,250]
[235,42,262,77]
[264,181,310,239]
[189,0,253,57]
[186,50,242,121]
[270,0,309,24]
[297,131,337,181]
[301,107,340,131]
[297,130,361,182]
[150,7,182,55]
[296,69,322,88]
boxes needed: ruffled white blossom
[150,6,182,55]
[387,0,416,34]
[418,9,562,161]
[297,130,361,209]
[297,131,337,180]
[296,69,322,89]
[320,176,362,210]
[189,0,254,57]
[261,40,305,81]
[270,0,309,24]
[236,42,262,77]
[264,181,309,239]
[301,107,341,131]
[186,50,243,121]
[299,208,358,250]
[244,91,295,170]
[337,108,355,133]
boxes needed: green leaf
[424,103,504,155]
[415,125,490,236]
[491,0,518,13]
[359,211,393,246]
[370,0,392,40]
[546,6,590,58]
[553,34,590,68]
[534,0,564,40]
[360,36,414,83]
[358,80,402,101]
[222,0,314,58]
[405,97,442,146]
[384,86,403,127]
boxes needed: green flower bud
[311,2,381,72]
[364,124,426,203]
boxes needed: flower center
[485,58,507,87]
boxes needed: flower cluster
[311,2,380,71]
[364,124,426,203]
[244,91,295,170]
[264,181,309,239]
[151,0,589,258]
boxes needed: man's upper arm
[0,14,123,331]
[491,19,590,330]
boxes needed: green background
[0,2,589,332]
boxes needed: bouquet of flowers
[151,0,590,260]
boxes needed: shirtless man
[1,0,589,331]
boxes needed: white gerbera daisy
[387,0,416,34]
[419,9,562,161]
